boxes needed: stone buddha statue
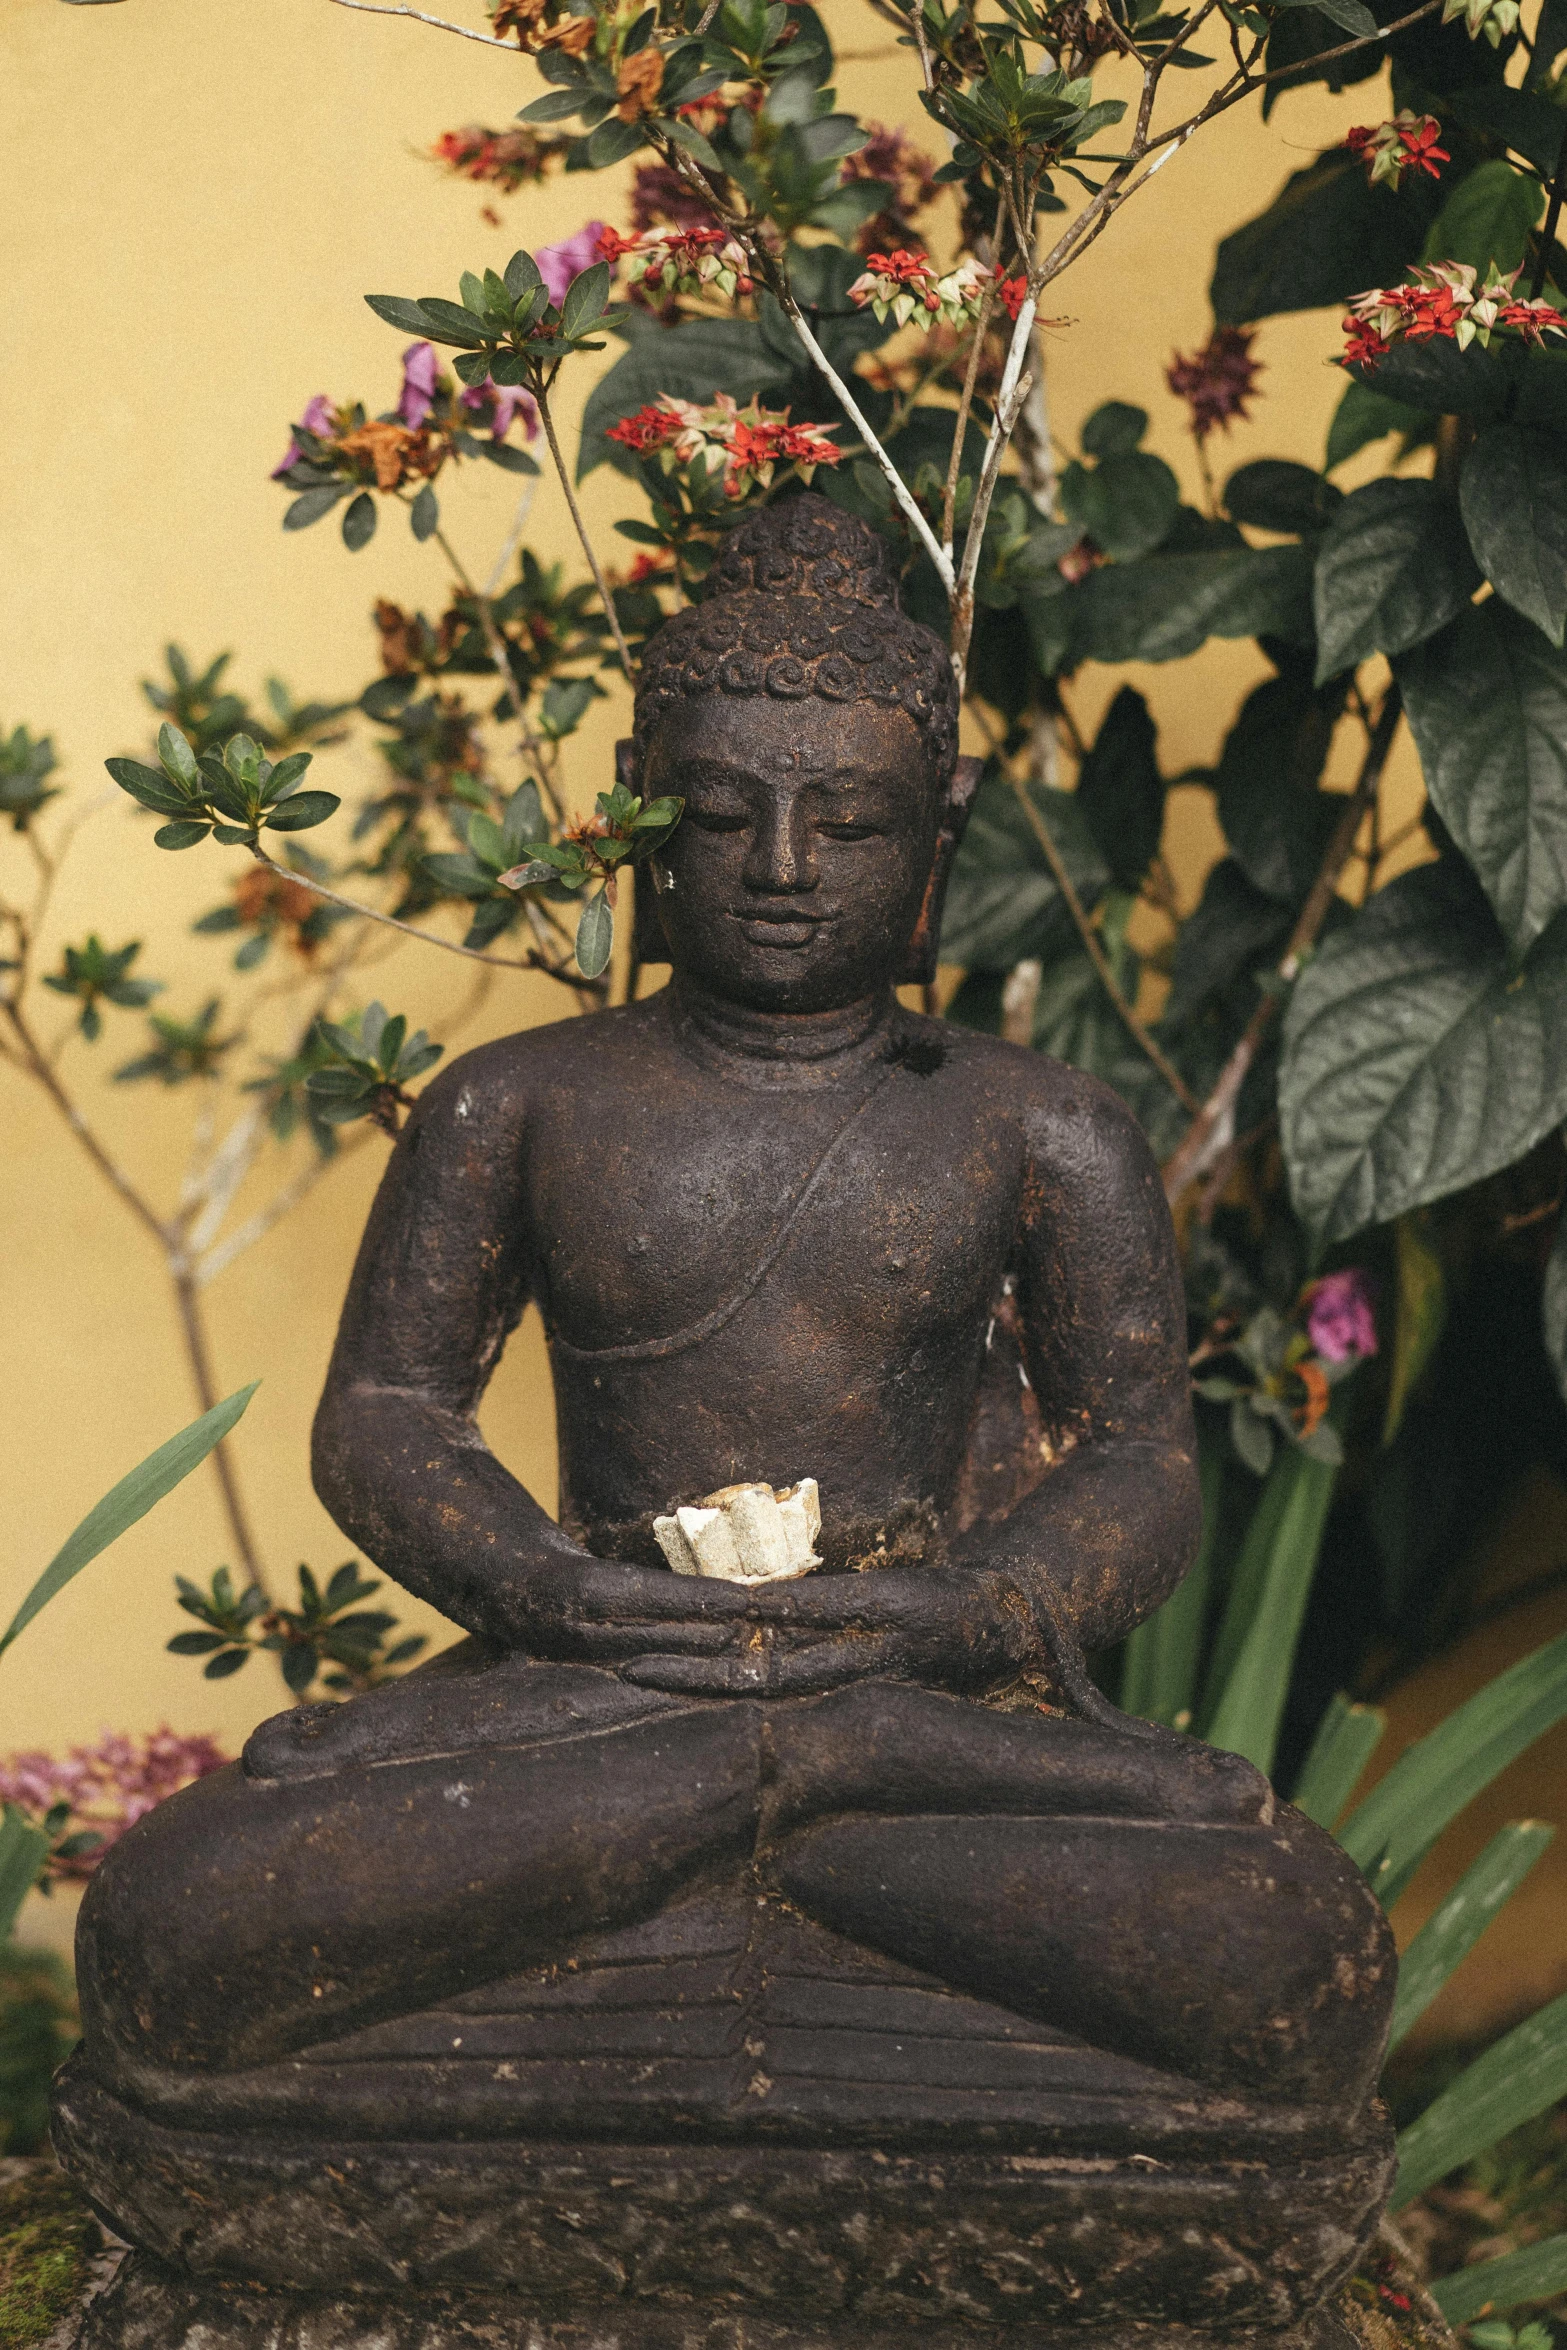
[57,499,1396,2350]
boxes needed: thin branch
[325,0,514,47]
[1162,687,1404,1210]
[950,290,1040,689]
[196,1134,368,1289]
[245,844,580,979]
[772,294,956,591]
[942,193,1009,565]
[484,474,539,598]
[1004,769,1201,1115]
[2,1000,172,1254]
[535,384,637,679]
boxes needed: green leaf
[1313,480,1481,682]
[519,88,592,123]
[0,1383,259,1661]
[1199,1444,1339,1774]
[1291,1694,1385,1828]
[587,117,647,168]
[1120,1423,1223,1729]
[1338,1624,1567,1907]
[561,259,611,341]
[1388,1821,1555,2051]
[1056,546,1315,668]
[1214,667,1342,904]
[1383,1210,1446,1445]
[153,819,213,850]
[575,888,614,979]
[1061,451,1179,564]
[259,750,312,806]
[504,249,544,300]
[104,757,191,816]
[157,724,199,789]
[284,485,347,532]
[1398,601,1567,953]
[1357,340,1567,429]
[1273,0,1374,34]
[1392,1988,1567,2208]
[0,1812,50,1941]
[1421,157,1545,279]
[1461,424,1567,647]
[342,492,377,552]
[1326,381,1431,474]
[413,295,491,348]
[264,790,340,833]
[364,293,438,336]
[940,770,1110,971]
[410,483,439,542]
[1224,460,1342,536]
[1279,862,1567,1249]
[1431,2232,1567,2324]
[1076,687,1163,889]
[1212,151,1442,327]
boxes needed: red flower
[998,274,1030,322]
[607,404,683,453]
[1166,326,1264,439]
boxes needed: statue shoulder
[947,1026,1165,1189]
[405,1002,660,1141]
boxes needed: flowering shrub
[847,248,1027,333]
[0,1730,227,1884]
[1343,262,1567,369]
[1344,113,1450,191]
[598,223,754,302]
[606,392,840,498]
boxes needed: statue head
[626,496,979,1014]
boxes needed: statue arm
[965,1067,1202,1652]
[310,1043,581,1645]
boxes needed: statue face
[642,693,944,1014]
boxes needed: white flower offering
[653,1478,822,1585]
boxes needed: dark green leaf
[105,757,191,816]
[410,484,439,542]
[0,1813,50,1941]
[414,296,491,348]
[1431,2231,1567,2324]
[561,260,612,340]
[1420,158,1544,279]
[940,771,1110,970]
[575,889,614,979]
[1356,339,1567,428]
[1389,1821,1554,2051]
[1212,151,1442,326]
[1055,545,1315,668]
[1398,600,1567,951]
[283,485,345,532]
[586,117,647,167]
[1080,402,1148,458]
[1393,1989,1567,2207]
[1279,861,1567,1249]
[264,791,340,833]
[1215,670,1342,903]
[1076,687,1163,888]
[1461,423,1567,646]
[153,820,213,850]
[1291,1693,1385,1828]
[342,492,377,552]
[1061,451,1179,564]
[1312,479,1481,681]
[1224,460,1342,536]
[1326,381,1431,473]
[364,294,438,336]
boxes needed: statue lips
[731,904,834,951]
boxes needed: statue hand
[621,1567,1032,1697]
[508,1552,758,1665]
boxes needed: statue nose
[744,803,817,894]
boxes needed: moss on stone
[0,2170,99,2350]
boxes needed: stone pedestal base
[54,2065,1395,2350]
[78,2254,1373,2350]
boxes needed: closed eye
[818,822,882,841]
[685,808,751,833]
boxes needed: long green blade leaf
[1122,1426,1223,1728]
[1389,1821,1555,2052]
[1201,1447,1338,1773]
[0,1810,51,1940]
[1391,1988,1567,2209]
[0,1383,259,1660]
[1430,2230,1567,2323]
[1339,1628,1567,1908]
[1292,1693,1386,1827]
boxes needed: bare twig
[535,385,637,679]
[326,0,514,47]
[950,291,1040,689]
[171,1266,268,1590]
[1529,116,1567,301]
[244,844,594,983]
[1162,688,1404,1209]
[1004,770,1200,1115]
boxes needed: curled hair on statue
[632,495,960,789]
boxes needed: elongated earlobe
[901,755,984,987]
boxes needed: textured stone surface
[55,2070,1393,2336]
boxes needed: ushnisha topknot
[633,494,959,784]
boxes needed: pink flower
[536,222,608,307]
[398,340,441,428]
[271,393,339,478]
[459,379,539,441]
[1305,1270,1378,1364]
[0,1726,228,1879]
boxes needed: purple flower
[398,341,441,429]
[271,394,339,479]
[460,379,540,442]
[536,222,609,307]
[1306,1269,1378,1364]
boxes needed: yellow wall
[0,0,1499,1973]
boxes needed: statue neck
[669,979,898,1090]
